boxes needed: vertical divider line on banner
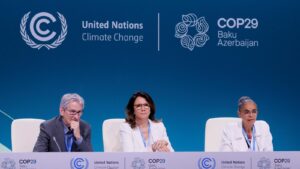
[158,12,160,51]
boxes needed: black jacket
[33,116,93,152]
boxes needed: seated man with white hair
[33,93,93,152]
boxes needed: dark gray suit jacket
[33,116,93,152]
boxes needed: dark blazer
[33,116,93,152]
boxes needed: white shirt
[120,120,174,152]
[220,120,273,152]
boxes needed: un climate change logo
[70,157,89,169]
[20,11,67,50]
[175,13,209,51]
[198,158,216,169]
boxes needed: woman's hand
[152,140,170,152]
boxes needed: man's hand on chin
[70,121,81,140]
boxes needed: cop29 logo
[1,158,16,169]
[131,157,145,169]
[20,11,67,50]
[257,157,271,169]
[175,13,209,51]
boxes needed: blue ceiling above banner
[0,0,299,151]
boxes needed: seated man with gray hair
[33,93,93,152]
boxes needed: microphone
[0,109,14,121]
[53,137,62,152]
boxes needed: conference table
[0,152,299,169]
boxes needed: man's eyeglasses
[65,109,83,116]
[134,103,150,110]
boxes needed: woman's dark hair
[125,91,158,128]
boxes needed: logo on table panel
[198,157,216,169]
[20,11,67,50]
[131,157,145,169]
[1,158,16,169]
[175,13,209,51]
[70,157,89,169]
[257,157,271,169]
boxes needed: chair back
[102,118,124,152]
[11,118,44,152]
[205,117,241,152]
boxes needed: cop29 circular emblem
[20,11,67,50]
[1,158,16,169]
[175,13,209,51]
[131,157,145,169]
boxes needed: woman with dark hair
[220,96,273,152]
[120,91,174,152]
